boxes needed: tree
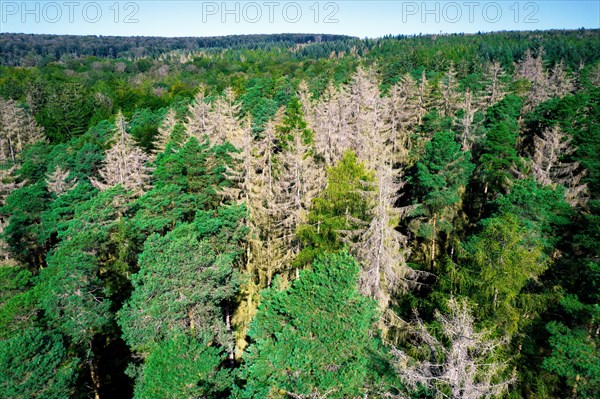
[152,108,176,155]
[458,214,548,337]
[385,73,420,160]
[543,318,600,398]
[528,125,588,206]
[478,95,523,195]
[346,66,390,170]
[515,48,549,111]
[353,162,415,308]
[0,97,45,163]
[209,87,245,147]
[0,328,79,399]
[410,131,474,271]
[118,215,243,357]
[480,61,506,107]
[458,89,479,151]
[185,85,211,134]
[297,151,374,267]
[274,99,325,270]
[392,299,515,399]
[311,82,351,166]
[45,164,77,196]
[235,252,383,399]
[438,63,460,117]
[132,334,232,399]
[91,111,153,196]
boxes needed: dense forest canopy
[0,29,599,399]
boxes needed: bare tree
[529,125,588,206]
[416,69,431,125]
[46,165,78,196]
[90,111,153,196]
[276,122,326,268]
[152,108,177,155]
[312,81,352,166]
[184,84,211,140]
[353,163,416,308]
[209,87,245,147]
[347,66,391,170]
[392,299,515,399]
[515,48,550,111]
[439,63,461,117]
[480,61,506,108]
[458,89,479,152]
[547,60,575,99]
[0,98,46,163]
[297,80,316,128]
[385,73,420,161]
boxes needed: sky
[0,1,598,38]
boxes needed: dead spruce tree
[385,73,421,161]
[347,66,391,170]
[209,87,245,148]
[416,69,431,125]
[353,162,415,309]
[243,109,293,288]
[0,98,45,163]
[438,63,461,117]
[276,122,325,271]
[529,125,588,206]
[46,165,78,196]
[184,84,212,141]
[392,299,515,399]
[152,108,177,155]
[480,61,507,108]
[515,48,550,112]
[91,111,153,196]
[0,166,23,263]
[458,89,479,152]
[312,81,352,166]
[547,60,575,99]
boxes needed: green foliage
[2,182,51,268]
[410,130,474,270]
[457,214,548,337]
[543,320,600,398]
[413,130,474,211]
[0,328,79,399]
[235,252,385,398]
[133,335,231,399]
[37,237,112,345]
[297,151,374,265]
[119,215,243,354]
[0,265,36,340]
[479,95,523,194]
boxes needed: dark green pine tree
[478,95,523,197]
[235,252,387,399]
[0,328,79,399]
[132,334,231,399]
[119,203,246,398]
[410,130,474,271]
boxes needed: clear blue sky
[1,1,598,38]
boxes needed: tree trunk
[430,214,437,272]
[89,357,101,399]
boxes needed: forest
[0,29,599,399]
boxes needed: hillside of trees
[0,30,599,399]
